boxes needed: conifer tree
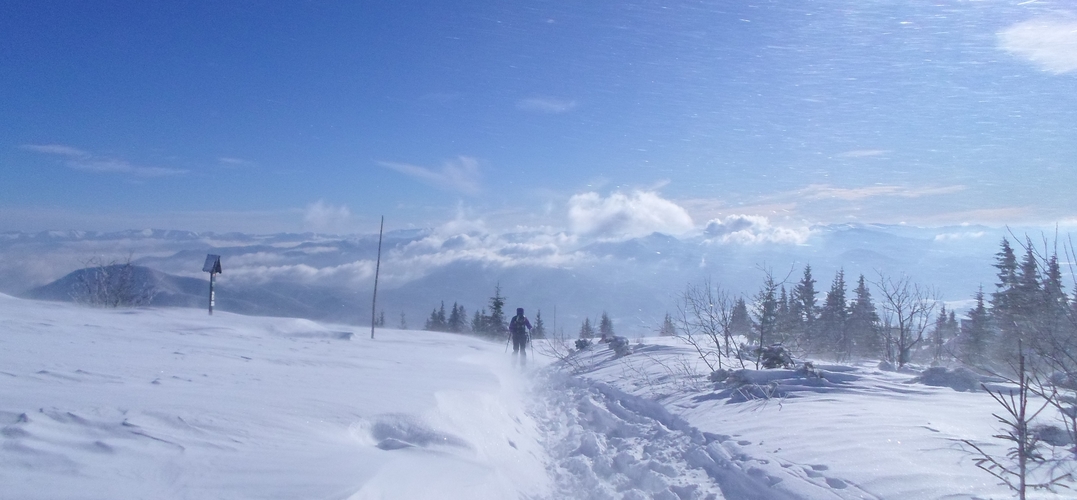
[1040,254,1069,350]
[487,284,508,337]
[532,310,546,339]
[792,265,819,351]
[753,273,780,368]
[599,311,614,340]
[425,304,446,331]
[579,317,595,339]
[931,304,950,364]
[819,269,850,360]
[660,312,677,337]
[471,308,487,335]
[731,298,753,338]
[991,238,1020,359]
[776,286,796,345]
[995,241,1043,360]
[849,274,881,358]
[961,287,991,365]
[447,302,464,333]
[399,311,408,330]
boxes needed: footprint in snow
[826,477,848,489]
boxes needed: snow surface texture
[0,294,1057,499]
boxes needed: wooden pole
[370,216,384,339]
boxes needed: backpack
[511,315,527,335]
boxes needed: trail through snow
[528,372,880,500]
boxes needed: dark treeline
[675,237,1077,372]
[421,284,547,339]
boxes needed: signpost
[202,254,222,315]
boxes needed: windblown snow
[0,294,1051,498]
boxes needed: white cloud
[303,201,352,233]
[703,215,811,245]
[568,191,694,239]
[379,156,481,195]
[999,18,1077,74]
[386,219,588,285]
[934,231,985,241]
[516,96,577,114]
[226,260,376,288]
[22,144,188,177]
[798,184,966,201]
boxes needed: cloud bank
[303,201,353,233]
[379,156,481,195]
[999,18,1077,74]
[22,144,188,177]
[568,191,694,239]
[703,215,810,245]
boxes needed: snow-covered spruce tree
[849,274,881,359]
[959,288,991,365]
[752,271,780,370]
[486,284,508,338]
[730,297,753,339]
[447,302,466,333]
[424,302,448,331]
[532,310,546,339]
[1009,237,1077,460]
[471,308,488,335]
[930,304,950,364]
[659,312,676,337]
[991,238,1020,362]
[398,311,408,330]
[819,269,850,360]
[581,316,598,340]
[599,311,614,341]
[791,264,819,353]
[776,286,796,346]
[1009,241,1044,356]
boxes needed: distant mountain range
[2,223,1038,334]
[21,264,343,321]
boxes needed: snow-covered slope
[1,295,1059,499]
[537,339,1055,499]
[0,294,549,499]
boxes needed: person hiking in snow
[509,307,532,365]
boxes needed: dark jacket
[509,315,532,336]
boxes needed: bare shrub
[71,255,156,308]
[674,278,746,373]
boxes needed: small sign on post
[203,254,222,315]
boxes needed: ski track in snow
[529,371,879,500]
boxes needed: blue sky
[2,1,1075,236]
